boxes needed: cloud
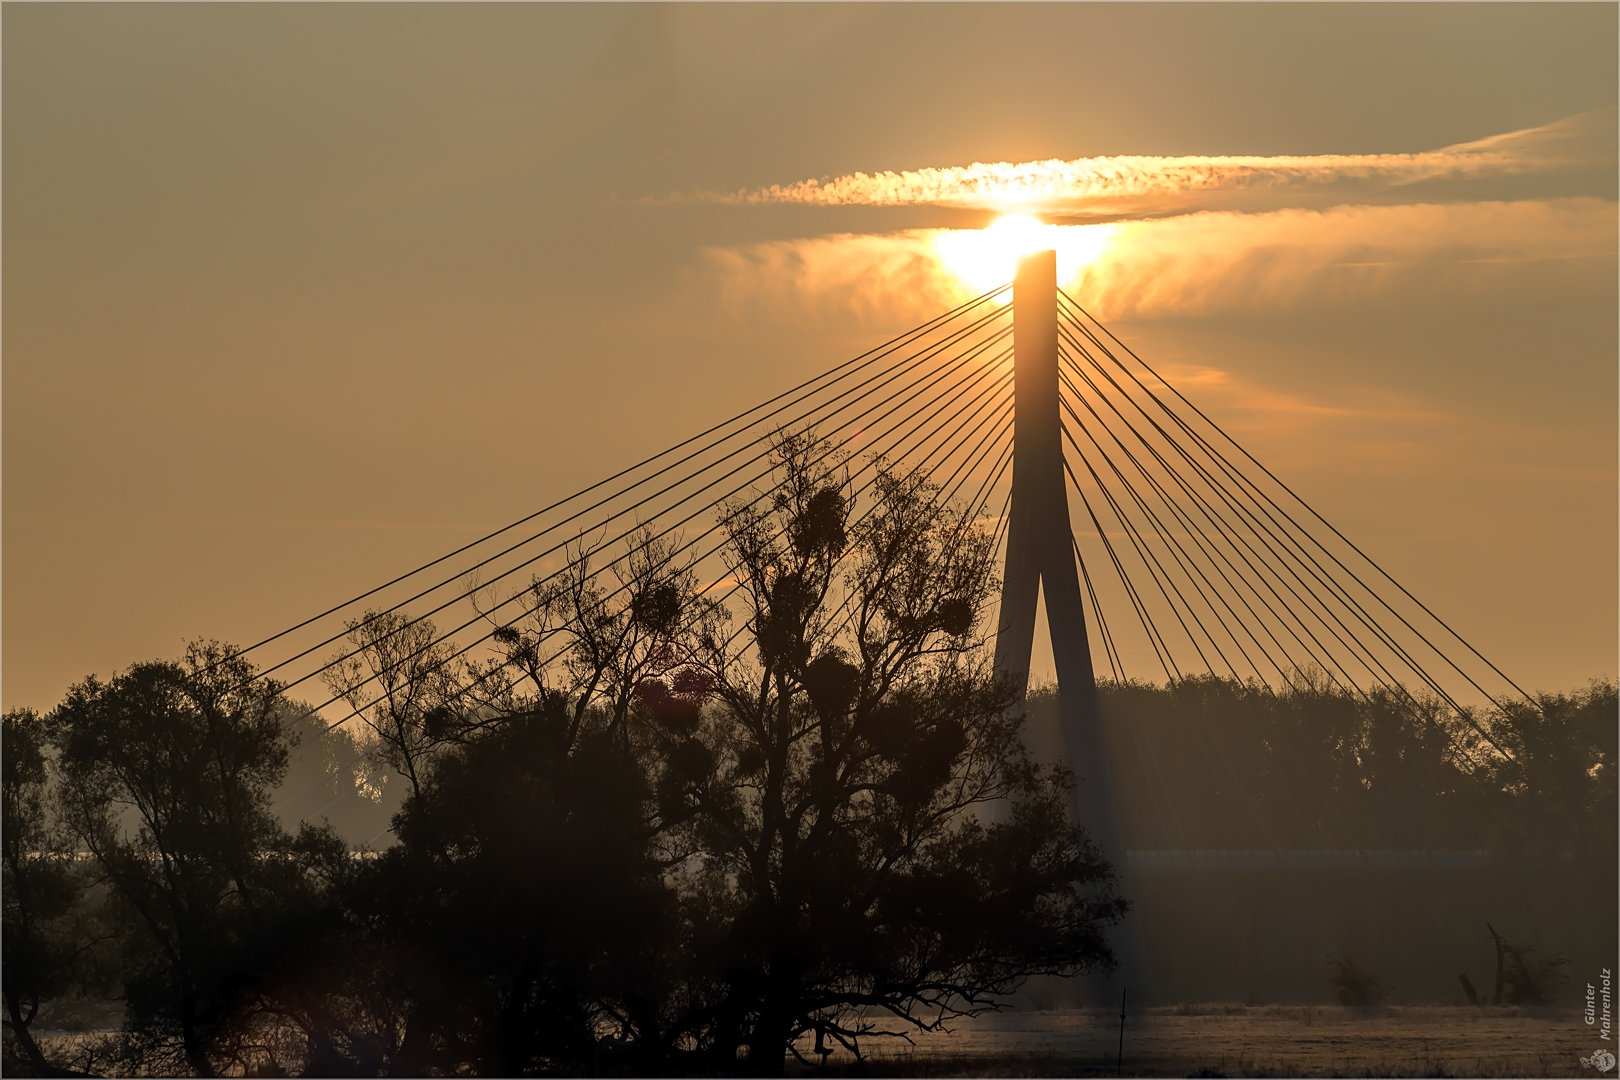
[689,198,1615,326]
[1067,197,1616,319]
[688,230,968,329]
[1134,363,1458,445]
[675,110,1615,213]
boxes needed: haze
[5,3,1615,711]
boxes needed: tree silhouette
[51,642,339,1077]
[282,533,724,1075]
[655,432,1126,1069]
[16,429,1607,1074]
[298,433,1125,1075]
[3,708,95,1075]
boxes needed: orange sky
[5,3,1615,710]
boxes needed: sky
[5,3,1616,712]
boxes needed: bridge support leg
[995,250,1151,996]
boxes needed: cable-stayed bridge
[249,251,1534,996]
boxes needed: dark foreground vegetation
[3,437,1614,1076]
[4,438,1124,1077]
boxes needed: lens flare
[934,214,1112,294]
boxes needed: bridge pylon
[995,250,1151,996]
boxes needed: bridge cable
[1065,452,1377,849]
[696,375,1012,661]
[1060,354,1331,688]
[724,388,1014,661]
[823,407,1016,652]
[1060,335,1498,774]
[1064,460,1178,681]
[1058,293,1529,731]
[228,286,1004,676]
[1059,331,1379,693]
[1059,348,1357,693]
[1073,534,1123,683]
[1060,290,1534,710]
[1059,370,1266,682]
[455,356,1015,684]
[1062,416,1287,844]
[455,380,1013,731]
[1057,318,1506,745]
[1062,317,1490,799]
[293,325,1012,711]
[226,283,1011,672]
[262,308,1013,688]
[1063,421,1223,676]
[1060,459,1276,838]
[318,347,1017,734]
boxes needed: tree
[473,525,727,747]
[3,708,95,1075]
[1487,680,1617,872]
[288,533,724,1075]
[322,610,473,812]
[51,641,339,1077]
[316,432,1125,1075]
[654,433,1126,1069]
[1089,674,1497,851]
[315,703,682,1076]
[1325,955,1384,1006]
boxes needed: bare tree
[650,431,1125,1069]
[479,526,725,750]
[322,611,471,811]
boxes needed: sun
[934,214,1111,294]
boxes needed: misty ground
[5,1002,1591,1077]
[787,1004,1591,1078]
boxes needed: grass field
[792,1004,1598,1077]
[7,1002,1596,1076]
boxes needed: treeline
[6,434,1612,1075]
[1020,676,1615,1007]
[3,438,1125,1078]
[1064,674,1615,865]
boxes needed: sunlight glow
[934,215,1113,294]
